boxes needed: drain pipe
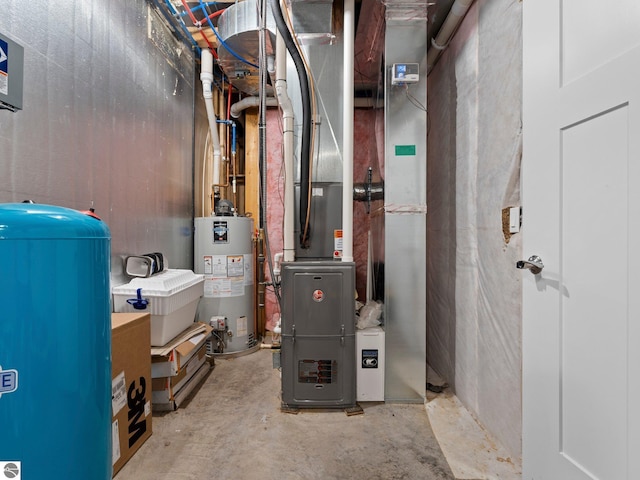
[342,0,355,263]
[274,32,296,263]
[426,0,475,74]
[230,96,278,119]
[200,49,223,198]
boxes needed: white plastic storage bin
[112,269,204,346]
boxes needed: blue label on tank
[0,366,18,397]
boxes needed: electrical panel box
[0,32,24,111]
[356,327,385,402]
[391,63,419,85]
[280,261,356,408]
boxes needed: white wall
[427,0,523,457]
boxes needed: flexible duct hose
[268,0,312,248]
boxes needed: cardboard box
[152,343,208,405]
[152,362,211,412]
[151,322,212,378]
[111,313,153,477]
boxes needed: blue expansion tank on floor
[0,203,112,480]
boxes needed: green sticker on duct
[395,145,416,156]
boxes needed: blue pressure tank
[0,203,112,480]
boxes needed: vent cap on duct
[217,0,276,95]
[288,0,335,45]
[383,0,429,20]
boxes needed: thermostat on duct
[391,63,419,85]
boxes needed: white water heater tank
[194,216,255,353]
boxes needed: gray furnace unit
[280,261,356,409]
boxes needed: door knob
[516,255,544,274]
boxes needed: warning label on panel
[334,229,343,253]
[0,38,8,96]
[204,276,244,298]
[227,255,244,277]
[203,255,227,276]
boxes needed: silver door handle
[516,255,544,274]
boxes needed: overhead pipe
[155,0,201,55]
[342,0,355,262]
[180,0,216,53]
[218,85,227,196]
[230,96,278,118]
[200,49,223,196]
[426,0,475,74]
[217,119,237,205]
[274,32,296,263]
[217,87,226,187]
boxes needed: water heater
[194,216,255,353]
[0,203,112,479]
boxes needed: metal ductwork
[380,0,428,402]
[383,0,429,20]
[288,0,335,45]
[217,0,276,95]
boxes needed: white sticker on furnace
[1,461,21,480]
[111,371,127,415]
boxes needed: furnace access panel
[280,261,356,408]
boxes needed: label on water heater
[0,365,18,398]
[213,221,229,243]
[0,461,21,479]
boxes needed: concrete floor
[115,348,457,480]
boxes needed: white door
[523,2,640,479]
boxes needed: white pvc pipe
[200,49,222,187]
[342,0,355,263]
[276,31,296,263]
[218,88,226,181]
[426,0,475,74]
[230,96,278,118]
